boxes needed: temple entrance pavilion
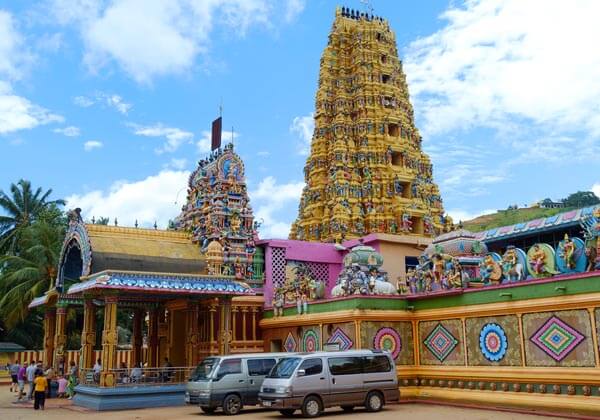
[28,210,262,410]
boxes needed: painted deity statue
[529,244,548,276]
[272,288,285,317]
[401,213,413,232]
[447,264,463,289]
[559,234,576,269]
[501,246,525,282]
[480,255,502,285]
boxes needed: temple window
[388,123,399,137]
[381,74,390,84]
[381,54,387,63]
[391,151,403,167]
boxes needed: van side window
[364,356,392,373]
[328,357,362,375]
[299,358,322,376]
[247,358,276,376]
[218,359,241,376]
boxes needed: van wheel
[365,391,383,412]
[279,409,295,417]
[223,394,242,415]
[341,405,354,412]
[301,395,322,418]
[201,406,216,414]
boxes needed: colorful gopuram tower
[289,6,448,243]
[174,143,263,286]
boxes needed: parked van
[186,353,291,415]
[258,350,399,418]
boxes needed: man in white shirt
[93,359,101,383]
[26,361,37,400]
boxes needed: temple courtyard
[0,390,571,420]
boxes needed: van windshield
[190,357,219,381]
[267,357,301,378]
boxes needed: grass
[462,207,573,232]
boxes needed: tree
[0,179,65,254]
[562,191,600,208]
[0,221,65,328]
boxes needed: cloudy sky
[1,0,599,238]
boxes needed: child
[57,375,68,398]
[33,371,48,410]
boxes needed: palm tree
[0,221,64,328]
[0,179,65,254]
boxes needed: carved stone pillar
[242,307,248,341]
[80,299,96,370]
[131,308,143,368]
[53,305,68,370]
[232,306,238,342]
[185,302,200,366]
[43,308,56,368]
[100,296,118,387]
[251,307,258,341]
[147,308,160,368]
[218,297,232,355]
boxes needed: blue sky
[1,0,599,238]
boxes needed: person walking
[26,361,37,400]
[17,362,27,401]
[33,371,48,410]
[93,358,101,383]
[67,360,78,399]
[9,361,20,393]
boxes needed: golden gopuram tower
[289,6,450,243]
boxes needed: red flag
[211,117,222,151]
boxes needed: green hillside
[462,207,573,232]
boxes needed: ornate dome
[424,229,487,257]
[342,245,384,268]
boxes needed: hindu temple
[20,6,600,417]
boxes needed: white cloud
[592,183,600,199]
[0,10,33,80]
[165,158,188,170]
[284,0,305,23]
[66,169,190,228]
[405,0,600,138]
[73,92,132,114]
[0,11,62,135]
[73,95,94,107]
[290,112,314,155]
[130,123,193,154]
[50,0,301,84]
[53,125,80,137]
[0,81,63,134]
[250,175,304,239]
[83,140,103,151]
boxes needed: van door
[213,358,247,404]
[363,355,398,403]
[245,358,277,405]
[327,356,364,405]
[292,358,328,404]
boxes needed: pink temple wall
[257,239,345,306]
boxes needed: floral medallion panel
[419,319,464,365]
[361,321,414,365]
[323,322,355,351]
[523,310,594,367]
[300,325,321,352]
[466,315,521,366]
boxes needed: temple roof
[82,224,205,274]
[66,270,254,297]
[474,205,600,243]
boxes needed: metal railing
[79,366,195,387]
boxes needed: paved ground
[0,386,570,420]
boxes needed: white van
[258,350,399,417]
[185,353,291,415]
